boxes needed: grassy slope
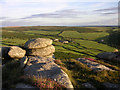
[59,31,109,40]
[2,26,120,89]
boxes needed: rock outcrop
[97,52,120,62]
[27,45,55,57]
[1,46,26,59]
[20,56,28,68]
[24,38,55,58]
[21,56,73,89]
[63,41,69,44]
[97,52,117,60]
[8,46,26,59]
[77,58,114,71]
[103,82,120,89]
[20,38,73,89]
[54,39,59,42]
[24,38,52,49]
[82,82,96,90]
[0,47,10,59]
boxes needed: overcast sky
[0,0,119,27]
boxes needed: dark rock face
[16,83,35,88]
[97,52,117,60]
[0,47,10,59]
[23,56,73,88]
[20,56,28,68]
[8,46,26,59]
[103,82,120,89]
[97,52,120,62]
[82,82,96,90]
[24,38,52,49]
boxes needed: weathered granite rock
[25,56,55,65]
[27,45,55,57]
[46,54,55,58]
[97,52,120,62]
[8,46,26,59]
[20,56,28,68]
[63,41,69,44]
[97,52,117,60]
[82,82,96,90]
[54,39,59,42]
[0,47,10,59]
[16,83,35,88]
[24,38,53,49]
[103,82,120,89]
[77,58,114,71]
[24,56,73,89]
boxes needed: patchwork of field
[2,26,117,59]
[59,31,109,40]
[2,26,120,89]
[24,30,61,35]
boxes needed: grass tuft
[20,75,66,89]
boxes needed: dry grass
[55,58,120,88]
[20,75,66,89]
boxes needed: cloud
[1,20,42,27]
[3,0,119,3]
[1,16,117,27]
[1,1,118,27]
[21,9,86,19]
[93,7,118,15]
[0,17,8,20]
[101,12,117,15]
[94,7,118,12]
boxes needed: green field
[24,30,61,35]
[2,26,120,89]
[74,39,116,52]
[2,26,119,60]
[59,31,109,40]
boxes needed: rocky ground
[77,58,115,71]
[1,38,73,89]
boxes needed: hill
[2,26,120,89]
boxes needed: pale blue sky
[0,0,119,26]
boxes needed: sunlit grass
[55,58,120,88]
[74,39,116,52]
[24,30,60,35]
[59,31,109,40]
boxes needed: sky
[0,0,119,27]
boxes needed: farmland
[2,26,120,89]
[2,26,118,59]
[59,31,109,40]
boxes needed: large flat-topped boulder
[77,58,114,71]
[24,38,53,49]
[97,52,120,62]
[8,46,26,59]
[24,56,73,89]
[27,45,55,57]
[97,52,117,60]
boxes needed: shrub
[2,60,24,88]
[20,75,66,89]
[54,59,64,65]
